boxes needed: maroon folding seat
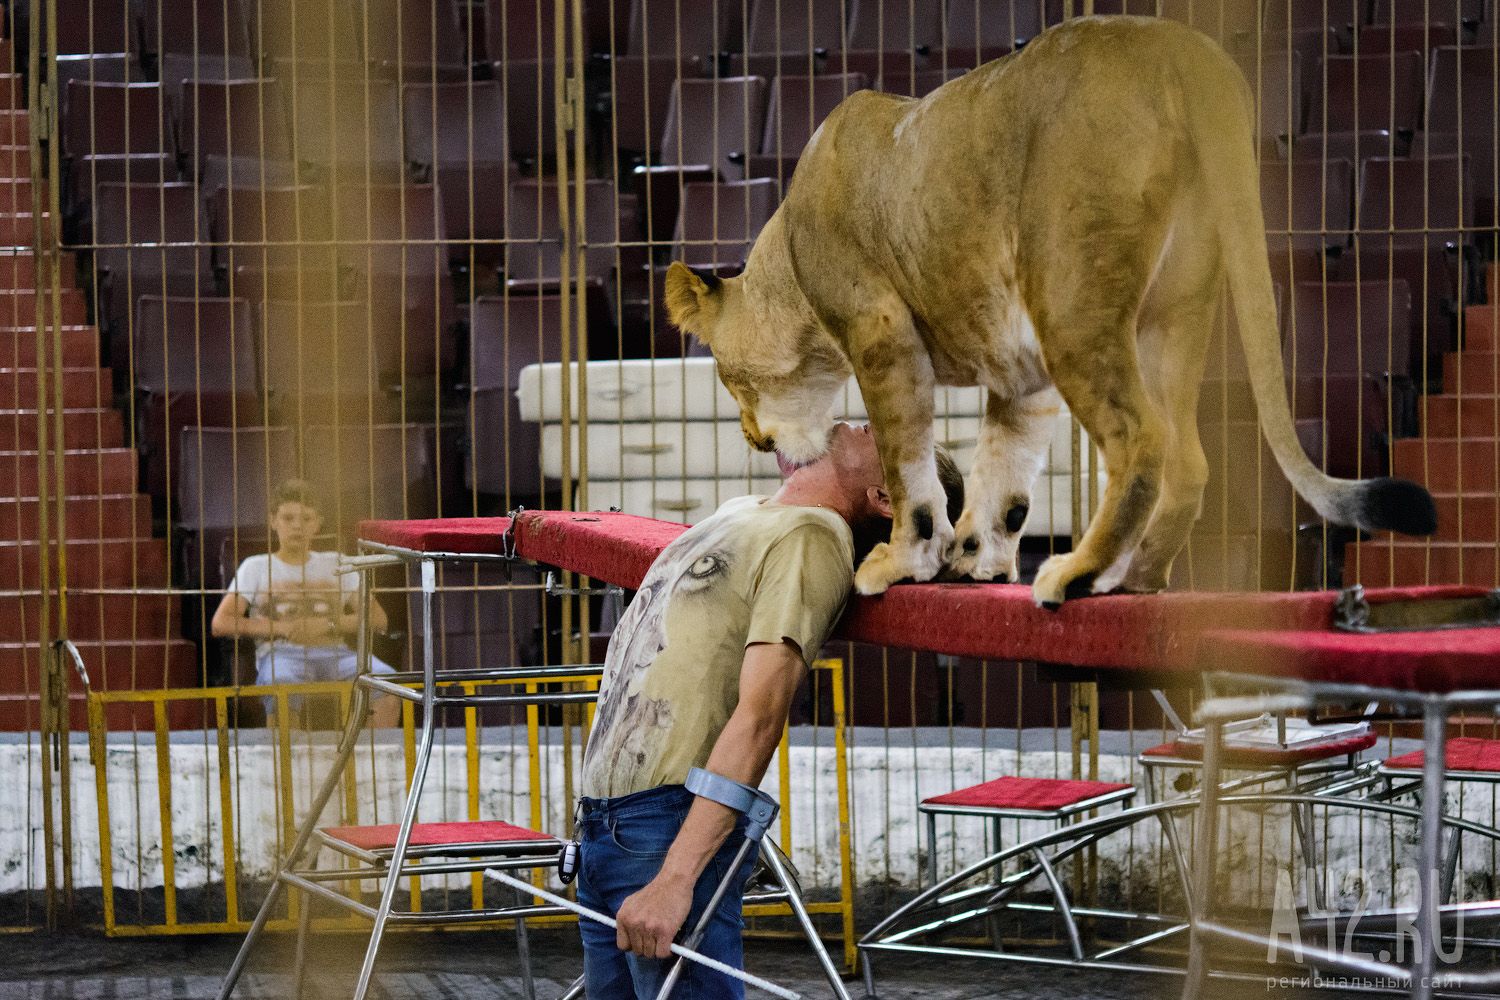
[288,78,406,183]
[157,52,258,123]
[945,0,1043,60]
[485,0,561,63]
[880,65,966,97]
[848,0,944,52]
[335,184,456,374]
[92,182,214,345]
[175,425,297,534]
[1372,0,1485,29]
[1281,129,1410,164]
[362,0,471,79]
[56,0,138,55]
[599,54,708,160]
[731,0,849,77]
[132,295,260,504]
[496,58,563,169]
[839,49,925,92]
[1261,158,1354,293]
[54,53,141,101]
[1262,0,1364,36]
[1287,280,1414,478]
[1312,51,1424,134]
[177,79,292,178]
[1345,154,1474,369]
[403,81,512,252]
[62,81,169,159]
[209,185,342,303]
[302,423,440,533]
[251,0,363,69]
[66,152,177,242]
[1043,0,1160,21]
[747,72,866,181]
[408,562,543,676]
[626,0,744,60]
[197,154,299,196]
[140,0,253,58]
[1425,46,1500,225]
[673,178,778,269]
[1357,21,1460,59]
[258,300,407,422]
[1236,50,1304,151]
[466,294,564,500]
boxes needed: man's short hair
[271,478,323,515]
[850,447,966,566]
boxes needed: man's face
[271,501,321,550]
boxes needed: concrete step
[0,537,169,588]
[1464,305,1500,352]
[0,288,87,326]
[0,325,101,366]
[0,250,78,288]
[0,592,181,642]
[1344,539,1499,587]
[0,146,31,178]
[1391,436,1500,492]
[1488,260,1497,303]
[1421,393,1500,437]
[0,110,31,147]
[0,639,202,731]
[1442,351,1500,394]
[0,367,109,408]
[0,493,151,540]
[1431,494,1500,543]
[0,408,123,449]
[0,448,136,496]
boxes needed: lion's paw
[1031,554,1098,610]
[946,528,1019,584]
[854,538,946,595]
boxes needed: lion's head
[664,260,852,466]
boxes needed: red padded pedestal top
[359,510,1492,680]
[1142,730,1378,767]
[1199,625,1500,694]
[1384,736,1500,773]
[321,820,555,850]
[360,517,514,555]
[922,776,1133,811]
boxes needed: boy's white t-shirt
[228,550,357,656]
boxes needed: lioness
[665,16,1436,606]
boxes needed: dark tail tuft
[1359,477,1438,536]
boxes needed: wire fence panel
[0,0,1492,948]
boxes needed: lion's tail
[1186,43,1436,538]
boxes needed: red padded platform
[1141,730,1378,767]
[1384,736,1500,773]
[922,776,1133,811]
[321,819,556,851]
[358,510,1492,679]
[1199,626,1500,693]
[359,517,513,555]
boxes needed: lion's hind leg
[948,387,1061,583]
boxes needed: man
[576,422,965,998]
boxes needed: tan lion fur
[667,15,1433,605]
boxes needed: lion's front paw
[1031,554,1098,610]
[854,537,946,595]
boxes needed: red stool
[1138,729,1378,802]
[918,776,1135,885]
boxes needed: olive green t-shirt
[580,496,855,799]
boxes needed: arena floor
[0,928,1374,999]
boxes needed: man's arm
[614,639,807,959]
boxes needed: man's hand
[615,872,694,959]
[280,617,338,645]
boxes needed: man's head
[269,479,323,554]
[782,422,965,567]
[665,261,852,466]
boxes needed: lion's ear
[664,261,723,344]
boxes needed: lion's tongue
[776,452,804,478]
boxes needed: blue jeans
[577,785,758,1000]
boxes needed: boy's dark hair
[271,478,323,515]
[850,447,966,566]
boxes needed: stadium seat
[673,178,778,270]
[54,53,141,101]
[880,65,967,97]
[597,54,708,162]
[132,295,260,505]
[55,0,138,56]
[1356,20,1460,59]
[1345,154,1473,369]
[64,152,178,242]
[1262,0,1364,43]
[157,52,258,127]
[334,184,456,375]
[1372,0,1485,29]
[1425,45,1500,224]
[302,423,440,535]
[175,425,298,583]
[839,49,924,92]
[945,0,1043,57]
[1237,49,1304,151]
[848,0,944,52]
[466,294,564,501]
[140,0,253,59]
[1313,51,1424,134]
[1280,129,1410,165]
[177,79,293,178]
[197,154,299,196]
[626,0,744,61]
[1044,0,1163,20]
[496,58,563,169]
[62,81,170,160]
[731,0,849,77]
[257,300,403,421]
[362,0,471,79]
[251,0,363,71]
[402,81,513,251]
[405,561,544,677]
[1260,158,1353,290]
[288,78,406,183]
[746,72,867,181]
[1288,279,1415,477]
[485,0,563,63]
[92,182,214,348]
[209,184,343,303]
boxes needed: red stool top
[1383,736,1500,773]
[321,819,556,851]
[921,776,1134,812]
[1141,730,1377,768]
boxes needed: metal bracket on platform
[1333,584,1500,634]
[544,570,623,600]
[501,508,524,560]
